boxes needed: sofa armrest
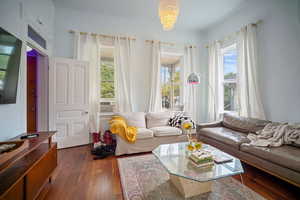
[196,121,222,131]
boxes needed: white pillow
[146,112,171,128]
[170,111,192,118]
[118,112,146,128]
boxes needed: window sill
[220,110,238,116]
[98,112,116,117]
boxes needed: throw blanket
[109,116,137,143]
[247,123,300,147]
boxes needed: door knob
[81,111,89,115]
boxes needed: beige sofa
[115,112,188,156]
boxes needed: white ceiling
[53,0,246,31]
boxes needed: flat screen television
[0,27,22,104]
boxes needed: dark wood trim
[240,156,300,188]
[0,132,56,172]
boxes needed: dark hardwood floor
[45,145,300,200]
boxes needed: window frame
[160,52,183,111]
[219,43,238,114]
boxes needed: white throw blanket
[247,123,300,147]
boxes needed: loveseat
[197,113,300,187]
[114,112,188,156]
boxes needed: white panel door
[49,57,89,149]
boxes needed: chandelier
[159,0,180,31]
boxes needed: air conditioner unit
[100,101,116,113]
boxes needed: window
[100,46,115,112]
[160,54,182,111]
[28,25,47,49]
[220,44,238,112]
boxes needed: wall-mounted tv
[0,27,22,104]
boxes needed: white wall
[298,0,300,23]
[203,0,300,122]
[25,0,55,54]
[0,0,55,141]
[54,6,206,121]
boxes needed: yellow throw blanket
[109,116,137,143]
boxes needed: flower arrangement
[182,120,193,131]
[182,120,202,152]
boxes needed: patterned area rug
[118,154,265,200]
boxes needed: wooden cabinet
[26,144,57,200]
[0,132,57,200]
[1,179,24,200]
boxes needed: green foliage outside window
[162,71,180,96]
[100,60,115,99]
[224,72,236,80]
[161,84,171,97]
[161,68,181,109]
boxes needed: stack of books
[189,150,214,168]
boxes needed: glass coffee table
[152,142,244,198]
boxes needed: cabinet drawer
[0,178,24,200]
[26,144,57,200]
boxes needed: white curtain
[148,41,162,112]
[237,24,266,119]
[73,32,101,133]
[114,37,134,112]
[183,46,197,122]
[207,41,221,121]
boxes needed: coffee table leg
[170,174,212,198]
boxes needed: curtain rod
[69,30,136,41]
[145,40,196,48]
[205,20,262,48]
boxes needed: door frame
[26,42,49,132]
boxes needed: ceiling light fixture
[159,0,180,31]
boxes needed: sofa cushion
[118,112,146,128]
[150,126,182,137]
[240,143,300,173]
[146,112,171,128]
[222,113,270,133]
[200,127,250,149]
[136,128,154,139]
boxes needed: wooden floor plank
[44,145,300,200]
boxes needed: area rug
[118,154,265,200]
